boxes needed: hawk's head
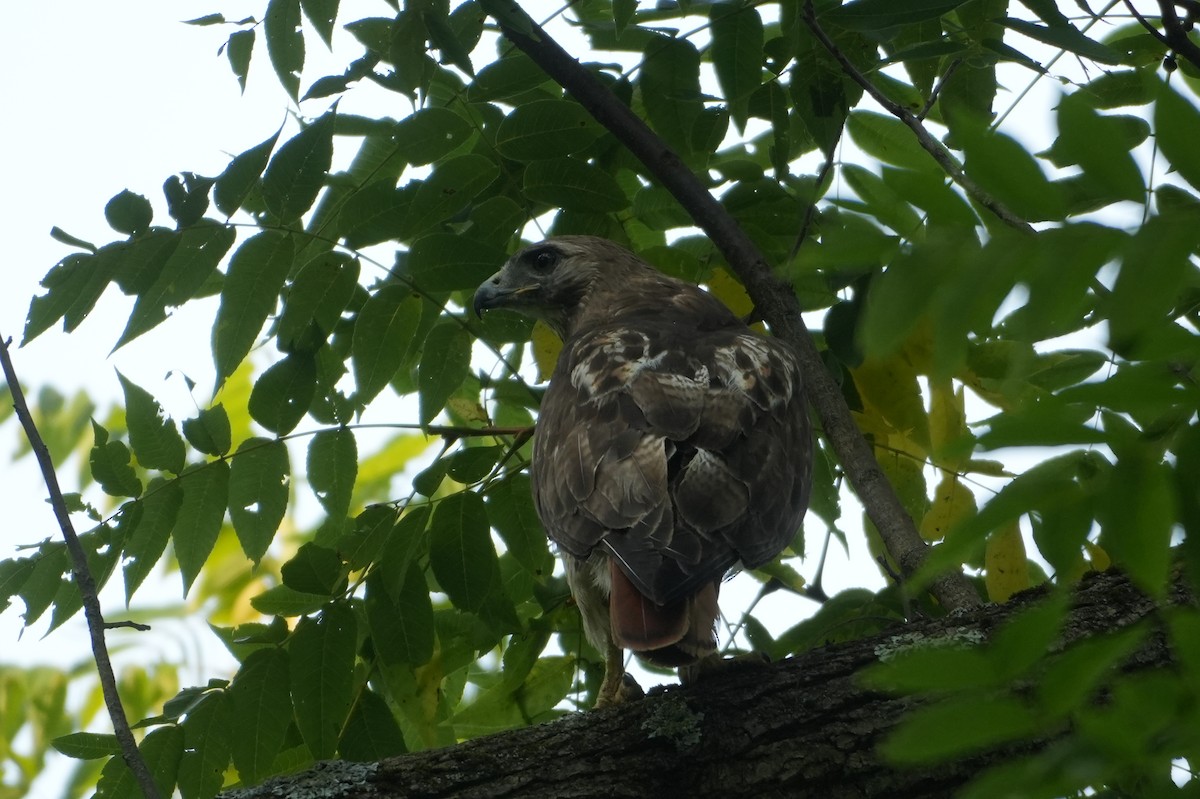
[473,236,637,339]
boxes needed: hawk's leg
[678,651,771,686]
[595,642,644,707]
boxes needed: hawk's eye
[530,248,559,272]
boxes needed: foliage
[3,0,1200,796]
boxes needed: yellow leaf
[928,378,970,470]
[531,320,562,383]
[985,521,1030,602]
[920,474,977,543]
[706,267,754,319]
[1085,541,1111,571]
[852,355,931,452]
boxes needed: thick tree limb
[222,570,1183,799]
[0,336,161,799]
[477,1,982,612]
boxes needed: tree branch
[0,336,161,799]
[220,570,1179,799]
[478,1,982,611]
[1156,0,1200,72]
[802,1,1034,235]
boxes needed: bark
[222,570,1188,799]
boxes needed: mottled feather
[474,236,812,675]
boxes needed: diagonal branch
[0,336,161,799]
[478,1,982,611]
[801,1,1034,234]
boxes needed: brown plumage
[474,236,812,704]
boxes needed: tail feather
[608,560,719,667]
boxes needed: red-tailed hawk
[474,236,811,705]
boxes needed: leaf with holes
[228,438,290,564]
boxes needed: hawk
[474,236,812,706]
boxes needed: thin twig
[104,620,153,632]
[802,0,1035,235]
[0,336,161,798]
[480,0,983,611]
[1157,0,1200,71]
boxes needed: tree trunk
[222,571,1183,799]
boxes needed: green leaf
[338,505,397,572]
[290,601,357,759]
[118,373,186,474]
[1053,93,1143,203]
[278,251,360,348]
[523,158,628,213]
[337,181,412,249]
[378,507,430,599]
[0,557,35,614]
[351,285,424,405]
[262,109,335,223]
[962,129,1064,221]
[228,438,290,564]
[307,428,357,525]
[1155,81,1200,192]
[484,474,553,579]
[639,36,702,152]
[882,694,1040,762]
[494,100,605,161]
[407,234,506,292]
[104,189,153,236]
[213,231,296,386]
[467,50,548,102]
[824,0,968,30]
[264,0,304,100]
[710,4,764,130]
[173,461,232,595]
[366,566,434,667]
[300,0,338,47]
[51,731,121,760]
[339,688,407,761]
[847,110,937,171]
[281,542,343,594]
[182,404,233,458]
[124,482,183,602]
[95,725,182,799]
[248,352,317,435]
[1107,213,1197,348]
[1100,455,1175,596]
[881,167,979,227]
[177,691,233,799]
[417,322,472,425]
[110,229,179,296]
[250,584,332,616]
[163,172,214,226]
[400,154,500,238]
[841,164,922,236]
[116,223,237,350]
[226,29,255,93]
[89,420,142,498]
[391,107,475,165]
[428,491,501,614]
[23,251,117,341]
[228,647,292,785]
[999,17,1120,64]
[19,543,67,625]
[214,130,280,216]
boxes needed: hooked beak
[472,271,507,318]
[472,271,538,317]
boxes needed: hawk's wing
[531,308,811,608]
